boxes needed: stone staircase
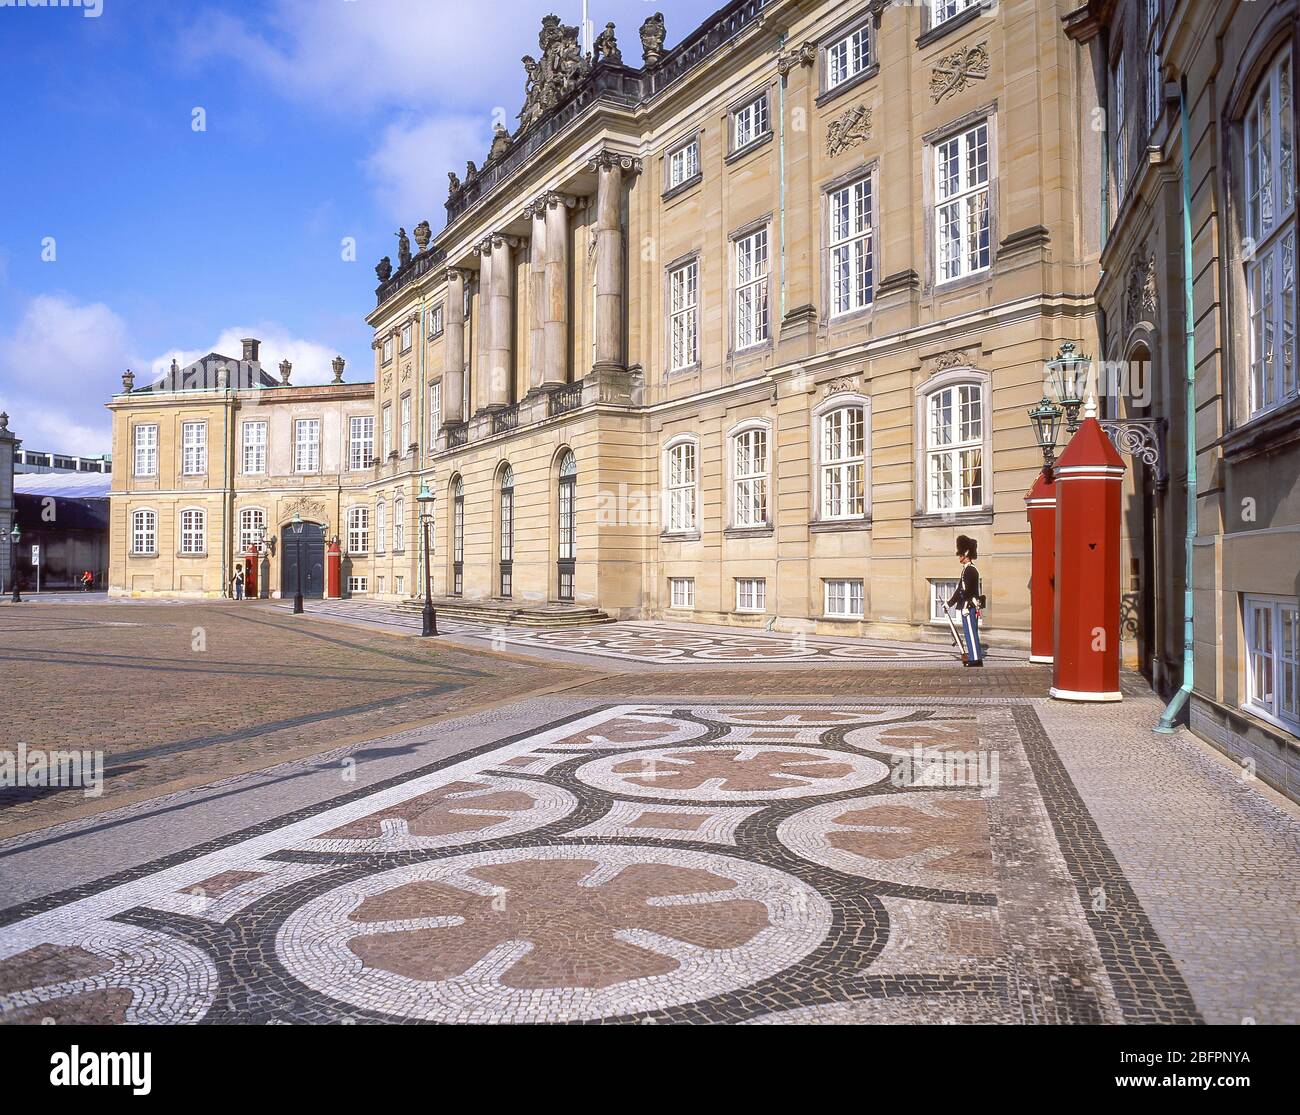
[395,597,612,629]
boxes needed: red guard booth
[242,545,259,599]
[1024,471,1057,664]
[326,538,342,599]
[1051,412,1125,701]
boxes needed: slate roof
[131,352,280,394]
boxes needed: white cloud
[364,113,487,225]
[152,325,343,387]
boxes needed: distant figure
[80,570,93,592]
[947,535,985,667]
[232,566,245,601]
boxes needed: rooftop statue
[413,220,432,253]
[518,14,590,131]
[375,256,392,283]
[640,13,666,67]
[593,22,621,66]
[396,227,411,269]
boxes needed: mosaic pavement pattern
[0,704,1199,1024]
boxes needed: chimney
[331,355,345,384]
[279,359,292,385]
[242,337,260,363]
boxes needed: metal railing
[549,382,584,417]
[491,404,521,435]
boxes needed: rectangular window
[1244,595,1299,731]
[180,509,205,555]
[926,383,985,511]
[1145,0,1162,133]
[347,576,368,593]
[668,138,700,189]
[349,415,374,471]
[400,323,412,352]
[382,403,393,456]
[929,579,960,622]
[382,337,393,363]
[242,420,267,474]
[294,418,320,473]
[666,441,698,532]
[133,425,158,477]
[181,422,207,476]
[732,94,769,151]
[669,577,696,609]
[428,381,442,448]
[735,578,767,613]
[824,579,865,618]
[826,24,870,89]
[428,304,444,338]
[734,227,770,349]
[733,427,769,528]
[935,121,991,283]
[933,0,976,25]
[131,510,156,554]
[829,177,874,315]
[239,508,265,550]
[348,507,370,553]
[821,405,866,519]
[393,498,404,552]
[1112,55,1128,203]
[395,575,405,595]
[669,260,700,370]
[377,575,386,595]
[400,394,411,455]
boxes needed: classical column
[473,240,493,414]
[528,205,547,393]
[487,234,516,408]
[587,151,640,373]
[543,192,576,388]
[442,267,468,427]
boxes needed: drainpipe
[1154,77,1197,734]
[777,31,788,320]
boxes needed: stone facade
[1067,0,1300,796]
[366,0,1103,643]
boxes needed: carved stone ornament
[930,41,990,103]
[519,15,590,131]
[382,371,392,391]
[928,349,978,373]
[489,123,514,162]
[1124,246,1158,331]
[331,355,346,384]
[396,227,411,269]
[639,12,666,68]
[401,362,412,383]
[282,496,329,528]
[821,375,860,396]
[593,22,621,65]
[523,190,578,219]
[413,220,432,252]
[375,256,393,283]
[587,150,643,174]
[776,40,815,77]
[827,103,872,158]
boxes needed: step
[395,598,612,629]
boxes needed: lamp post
[8,522,19,604]
[1045,341,1093,434]
[290,512,305,614]
[417,481,438,637]
[1027,396,1064,480]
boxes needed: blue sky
[0,0,702,454]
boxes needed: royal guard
[946,534,986,666]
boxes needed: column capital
[473,232,523,255]
[587,150,642,175]
[444,266,472,284]
[523,190,579,219]
[775,40,815,77]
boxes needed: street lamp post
[1045,341,1093,434]
[290,512,305,615]
[8,522,19,604]
[417,482,438,637]
[1027,396,1064,480]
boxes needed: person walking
[232,565,245,601]
[946,534,985,667]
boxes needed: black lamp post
[290,512,305,614]
[8,522,19,604]
[1027,396,1064,480]
[1045,341,1094,434]
[417,481,438,637]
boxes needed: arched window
[346,506,370,553]
[179,508,206,555]
[239,508,266,550]
[663,437,698,533]
[131,509,156,554]
[1244,48,1297,416]
[499,464,514,598]
[393,494,405,552]
[451,475,464,596]
[730,423,769,528]
[817,399,868,521]
[920,374,987,513]
[557,450,576,601]
[375,498,386,553]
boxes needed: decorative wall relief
[827,103,872,158]
[1124,246,1158,331]
[930,41,990,102]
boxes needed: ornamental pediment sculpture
[519,15,590,131]
[1124,246,1158,331]
[827,103,872,158]
[927,348,983,374]
[930,41,990,103]
[821,375,861,396]
[282,497,329,526]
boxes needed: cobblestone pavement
[0,604,1296,1025]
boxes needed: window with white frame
[393,494,404,552]
[133,424,158,477]
[243,420,267,474]
[925,381,985,511]
[829,176,874,314]
[732,93,769,151]
[499,465,514,598]
[428,303,444,338]
[348,576,368,593]
[929,578,960,621]
[294,419,320,473]
[669,259,700,370]
[732,426,769,528]
[665,439,698,533]
[347,506,370,553]
[239,507,265,551]
[735,578,766,613]
[381,404,393,457]
[668,137,700,189]
[934,121,991,283]
[131,509,156,554]
[349,415,374,471]
[428,381,442,447]
[377,575,386,594]
[395,575,405,595]
[181,421,207,476]
[734,227,770,349]
[669,577,696,609]
[820,404,867,519]
[1145,0,1162,133]
[1245,49,1297,417]
[1244,594,1299,731]
[400,394,411,455]
[382,337,393,363]
[400,323,412,352]
[179,508,205,554]
[826,22,870,90]
[1112,54,1128,203]
[375,498,387,553]
[824,579,865,618]
[932,0,976,26]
